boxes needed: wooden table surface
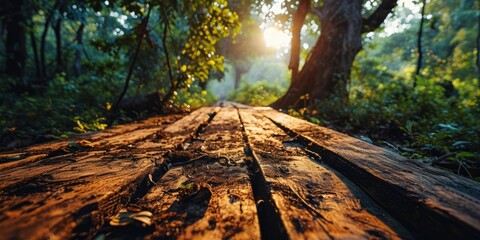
[1,103,479,239]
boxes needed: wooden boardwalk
[1,104,479,239]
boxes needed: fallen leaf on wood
[148,174,155,185]
[110,209,153,227]
[68,140,94,150]
[79,139,95,148]
[178,182,213,203]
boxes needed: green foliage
[297,41,479,178]
[228,81,285,106]
[0,75,112,147]
[172,85,219,111]
[284,1,480,179]
[0,0,241,148]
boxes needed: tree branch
[289,0,311,83]
[310,6,324,20]
[109,7,152,124]
[362,0,398,33]
[160,6,176,105]
[476,11,480,74]
[415,0,426,85]
[39,0,61,80]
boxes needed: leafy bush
[294,56,480,179]
[228,81,285,106]
[0,75,113,148]
[174,85,218,111]
[0,73,221,149]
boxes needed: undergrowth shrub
[228,80,285,106]
[289,65,479,179]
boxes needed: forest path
[0,103,479,239]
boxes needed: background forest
[0,0,479,179]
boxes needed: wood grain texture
[0,114,184,170]
[0,109,214,240]
[138,107,260,239]
[262,108,480,239]
[1,104,478,239]
[240,108,411,239]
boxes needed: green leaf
[455,151,475,159]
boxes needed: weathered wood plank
[0,110,206,189]
[138,107,260,239]
[0,108,217,240]
[136,107,219,149]
[2,105,479,240]
[0,114,184,170]
[0,154,47,171]
[0,150,155,239]
[240,108,411,239]
[262,108,480,239]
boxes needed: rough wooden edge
[261,108,480,239]
[239,108,410,239]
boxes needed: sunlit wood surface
[0,103,479,239]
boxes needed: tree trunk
[272,0,363,108]
[414,0,426,87]
[40,14,51,79]
[55,0,67,73]
[40,0,60,80]
[233,62,249,89]
[289,0,310,83]
[30,23,41,79]
[73,23,84,77]
[52,16,64,73]
[109,7,152,124]
[0,20,4,57]
[234,66,242,89]
[476,10,480,74]
[4,0,27,80]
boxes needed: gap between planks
[238,108,412,239]
[260,108,480,240]
[0,107,218,240]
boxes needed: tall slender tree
[415,0,427,87]
[29,20,41,80]
[52,1,66,73]
[289,0,310,83]
[477,9,480,74]
[2,0,28,82]
[219,1,269,89]
[73,23,85,77]
[39,0,61,80]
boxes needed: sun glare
[263,27,290,49]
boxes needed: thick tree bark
[272,0,397,109]
[289,0,310,82]
[415,0,426,86]
[4,0,27,80]
[273,0,363,108]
